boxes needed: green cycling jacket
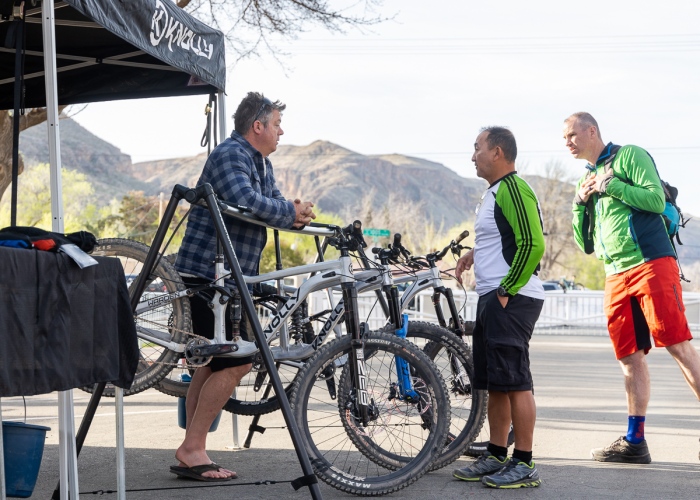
[572,143,675,276]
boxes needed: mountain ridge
[14,117,700,266]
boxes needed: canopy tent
[0,0,226,108]
[0,1,226,498]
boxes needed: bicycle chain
[137,315,213,369]
[137,314,264,371]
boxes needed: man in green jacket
[564,111,700,464]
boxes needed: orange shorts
[604,256,692,360]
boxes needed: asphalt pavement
[3,335,700,499]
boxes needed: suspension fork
[384,285,418,400]
[342,282,370,425]
[431,287,469,388]
[394,313,420,401]
[431,290,448,329]
[432,287,464,336]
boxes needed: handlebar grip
[392,233,402,249]
[456,230,470,244]
[372,247,381,255]
[353,220,367,248]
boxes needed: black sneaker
[464,427,515,458]
[591,436,651,464]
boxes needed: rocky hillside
[118,139,486,229]
[19,118,152,200]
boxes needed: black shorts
[183,277,255,371]
[472,290,544,392]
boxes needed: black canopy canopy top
[0,0,226,110]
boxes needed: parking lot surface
[4,335,700,499]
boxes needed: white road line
[2,409,177,423]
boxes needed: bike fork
[342,283,370,426]
[394,313,419,401]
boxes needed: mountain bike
[93,184,452,494]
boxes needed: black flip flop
[169,463,233,482]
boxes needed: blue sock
[626,416,645,444]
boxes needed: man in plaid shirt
[171,92,315,482]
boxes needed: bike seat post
[273,230,291,353]
[213,237,227,345]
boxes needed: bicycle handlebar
[431,229,471,261]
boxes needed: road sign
[362,228,390,238]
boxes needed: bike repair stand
[173,184,322,498]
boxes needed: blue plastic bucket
[2,421,51,498]
[177,374,222,432]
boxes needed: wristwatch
[497,285,512,298]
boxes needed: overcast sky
[73,0,700,214]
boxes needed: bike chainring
[184,337,213,367]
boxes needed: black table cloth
[0,246,138,397]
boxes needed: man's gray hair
[566,112,602,139]
[234,92,286,134]
[480,126,517,163]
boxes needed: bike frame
[134,252,382,362]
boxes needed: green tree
[0,162,102,233]
[259,209,344,271]
[260,241,307,273]
[524,161,578,281]
[104,191,188,247]
[567,252,606,290]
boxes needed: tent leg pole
[57,391,79,499]
[232,389,239,448]
[51,383,105,500]
[0,398,6,500]
[115,388,126,500]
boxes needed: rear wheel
[82,238,190,397]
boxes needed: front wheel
[290,332,450,496]
[379,321,487,470]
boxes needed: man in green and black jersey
[453,127,545,489]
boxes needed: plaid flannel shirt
[175,131,295,284]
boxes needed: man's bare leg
[176,363,252,479]
[666,340,700,401]
[509,390,536,452]
[619,350,650,415]
[185,366,212,429]
[487,391,511,448]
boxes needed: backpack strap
[601,144,621,174]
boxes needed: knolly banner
[150,0,213,60]
[64,0,225,91]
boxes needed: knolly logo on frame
[150,0,213,59]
